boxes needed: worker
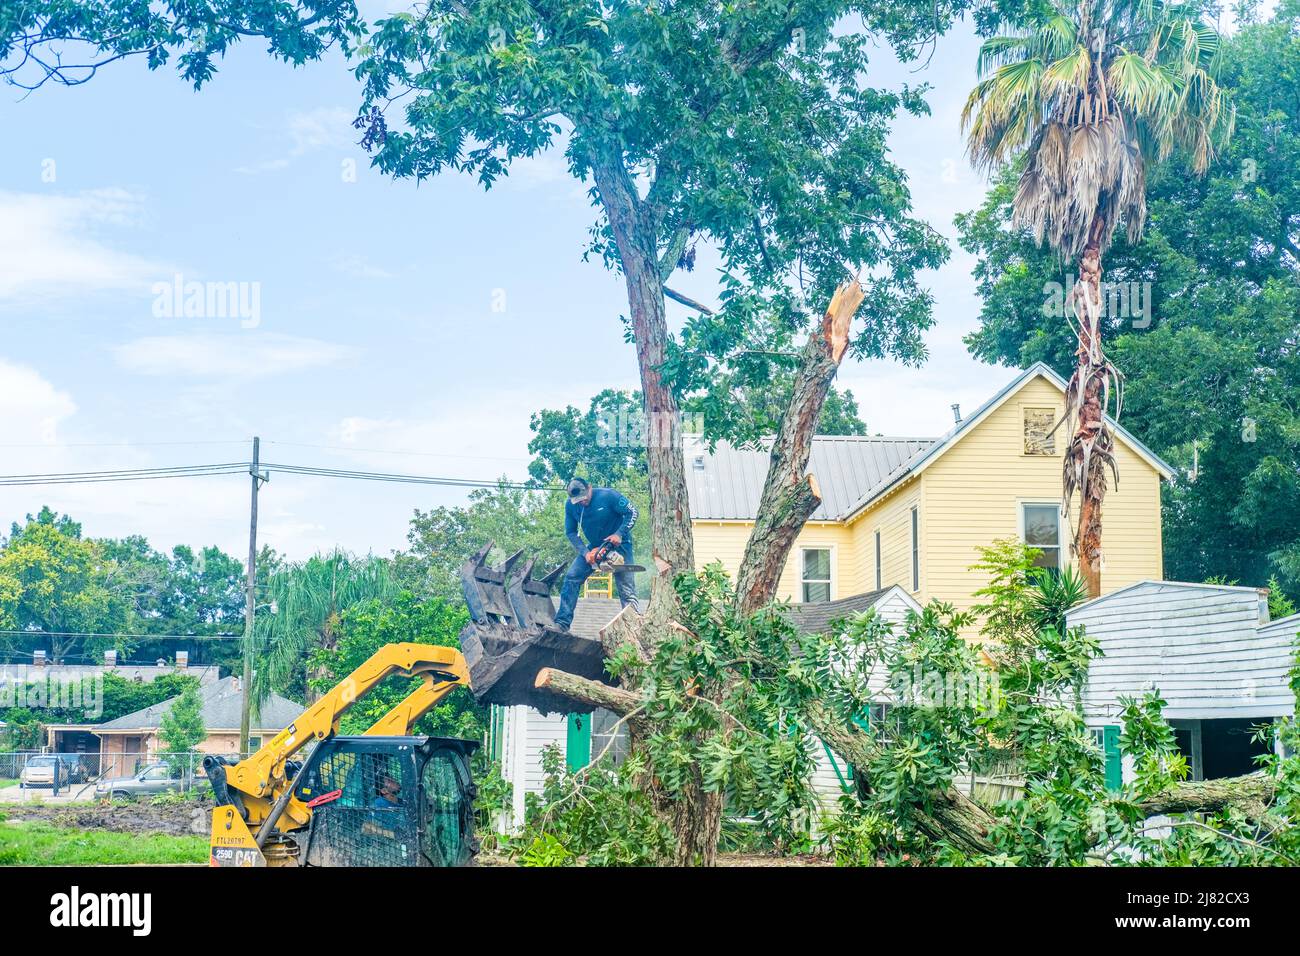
[555,477,639,630]
[373,774,402,810]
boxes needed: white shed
[489,586,922,830]
[1067,581,1297,786]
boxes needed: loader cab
[293,735,479,867]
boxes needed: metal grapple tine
[539,563,566,589]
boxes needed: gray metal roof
[93,676,302,733]
[684,435,935,521]
[685,363,1176,523]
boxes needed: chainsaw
[588,539,646,573]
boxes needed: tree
[1,0,363,90]
[955,7,1300,598]
[308,592,482,739]
[158,683,206,776]
[0,509,133,663]
[354,0,992,861]
[250,552,396,708]
[961,0,1235,597]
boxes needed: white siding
[1070,582,1293,722]
[500,705,567,831]
[809,587,922,811]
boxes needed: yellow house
[687,363,1173,627]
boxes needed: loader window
[420,750,470,866]
[302,745,419,866]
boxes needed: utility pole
[239,436,266,755]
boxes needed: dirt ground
[0,798,211,837]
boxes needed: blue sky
[0,10,1013,560]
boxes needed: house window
[1021,503,1062,570]
[874,530,882,590]
[1023,407,1057,455]
[910,507,919,592]
[246,737,262,754]
[801,548,832,603]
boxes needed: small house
[1067,581,1298,787]
[89,676,303,778]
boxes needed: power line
[0,630,243,641]
[0,460,558,491]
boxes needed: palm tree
[250,551,397,709]
[963,0,1233,597]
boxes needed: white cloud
[330,254,395,280]
[0,358,78,446]
[0,189,167,304]
[112,332,352,379]
[236,107,356,175]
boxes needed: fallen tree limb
[534,667,644,716]
[1135,773,1278,819]
[805,702,1000,856]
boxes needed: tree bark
[1067,213,1112,599]
[735,277,865,614]
[1136,773,1278,818]
[534,667,645,717]
[588,142,717,862]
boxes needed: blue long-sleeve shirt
[565,488,637,557]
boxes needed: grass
[0,780,17,790]
[0,819,207,866]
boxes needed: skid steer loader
[205,543,624,866]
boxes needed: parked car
[18,754,86,789]
[95,762,210,799]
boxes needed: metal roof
[93,676,302,733]
[684,435,936,521]
[685,363,1177,523]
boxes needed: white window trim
[798,545,836,604]
[873,528,882,591]
[1017,499,1065,571]
[909,506,920,593]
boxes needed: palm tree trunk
[1070,213,1109,599]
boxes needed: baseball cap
[567,477,590,503]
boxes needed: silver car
[19,754,86,789]
[95,762,210,799]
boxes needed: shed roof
[93,676,302,733]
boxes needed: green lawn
[0,780,17,790]
[0,819,208,865]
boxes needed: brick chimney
[175,650,189,669]
[33,650,46,667]
[104,649,117,667]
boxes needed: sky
[0,10,1011,561]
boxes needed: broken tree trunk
[735,277,865,616]
[1135,773,1278,819]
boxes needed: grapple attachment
[459,542,613,715]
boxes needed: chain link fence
[0,749,249,799]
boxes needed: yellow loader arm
[207,642,470,859]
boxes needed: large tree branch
[1134,773,1278,819]
[734,277,865,614]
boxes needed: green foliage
[397,484,573,602]
[158,684,206,774]
[0,509,132,663]
[514,746,673,866]
[252,551,396,708]
[307,592,482,740]
[0,1,364,91]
